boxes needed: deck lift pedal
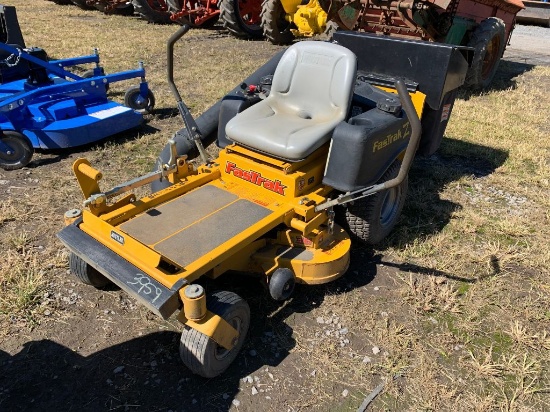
[0,5,155,170]
[58,26,470,378]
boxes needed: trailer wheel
[0,131,33,171]
[465,17,506,90]
[131,0,172,24]
[179,291,250,378]
[69,253,111,288]
[220,0,263,39]
[124,85,155,114]
[70,0,95,9]
[337,161,408,245]
[269,268,295,301]
[261,0,294,45]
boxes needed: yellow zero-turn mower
[58,26,470,377]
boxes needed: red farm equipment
[130,0,263,38]
[317,0,525,88]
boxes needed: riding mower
[0,5,155,170]
[58,25,469,377]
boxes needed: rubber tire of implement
[220,0,263,39]
[465,17,506,90]
[261,0,294,45]
[0,131,33,171]
[69,253,111,288]
[131,0,172,23]
[124,85,155,114]
[336,161,408,245]
[70,0,95,9]
[179,291,250,378]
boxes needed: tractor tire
[465,17,506,90]
[131,0,172,24]
[261,0,294,45]
[69,253,111,288]
[70,0,95,9]
[179,291,250,378]
[50,0,73,4]
[124,85,156,114]
[220,0,263,39]
[0,131,33,171]
[336,161,408,245]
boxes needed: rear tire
[336,161,407,245]
[261,0,294,45]
[465,17,506,90]
[220,0,263,39]
[69,253,111,288]
[0,131,33,171]
[179,291,250,378]
[131,0,172,23]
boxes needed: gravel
[504,24,550,66]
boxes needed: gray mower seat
[225,41,357,161]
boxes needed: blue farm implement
[0,5,155,170]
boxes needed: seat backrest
[268,41,357,121]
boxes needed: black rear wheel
[465,17,506,90]
[0,131,33,171]
[336,161,408,245]
[220,0,263,39]
[261,0,294,45]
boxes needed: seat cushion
[225,41,357,161]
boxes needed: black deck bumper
[57,223,182,319]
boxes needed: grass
[1,1,549,410]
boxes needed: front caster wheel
[179,291,250,378]
[124,85,155,114]
[269,268,295,301]
[69,253,111,288]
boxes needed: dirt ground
[0,3,549,410]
